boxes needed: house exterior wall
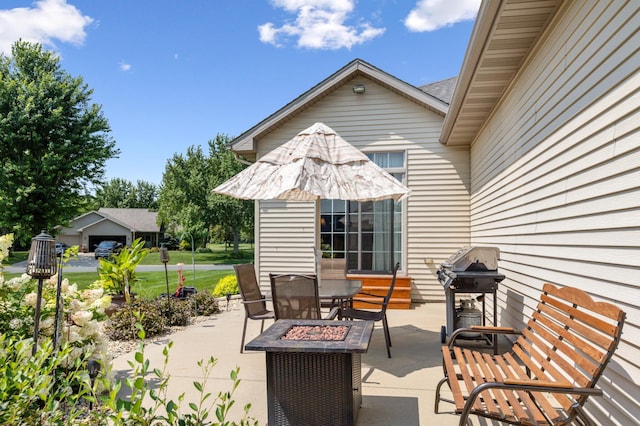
[82,221,131,249]
[253,76,470,301]
[56,234,81,247]
[57,212,104,238]
[469,1,640,423]
[57,212,106,248]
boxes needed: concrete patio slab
[111,302,500,425]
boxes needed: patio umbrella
[213,122,410,202]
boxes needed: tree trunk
[233,232,240,253]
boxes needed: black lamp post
[181,232,198,315]
[159,244,171,322]
[52,250,66,351]
[26,230,58,356]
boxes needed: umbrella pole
[315,199,321,283]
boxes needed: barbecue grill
[437,246,505,352]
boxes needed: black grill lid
[441,246,500,272]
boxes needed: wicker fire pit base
[246,319,374,426]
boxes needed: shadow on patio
[110,301,498,425]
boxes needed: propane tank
[456,298,482,337]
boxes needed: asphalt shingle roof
[98,208,160,232]
[419,76,458,105]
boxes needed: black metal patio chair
[234,263,275,353]
[269,273,340,320]
[340,262,400,358]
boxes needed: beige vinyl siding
[256,200,316,288]
[252,76,470,300]
[469,1,640,424]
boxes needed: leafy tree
[94,178,158,210]
[207,134,254,253]
[134,180,159,210]
[158,145,211,247]
[0,41,118,246]
[158,134,253,252]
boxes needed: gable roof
[440,0,564,146]
[98,208,160,233]
[230,58,449,154]
[76,216,131,233]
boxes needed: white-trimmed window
[320,152,405,273]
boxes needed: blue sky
[0,0,480,186]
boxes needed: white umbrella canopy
[213,122,411,202]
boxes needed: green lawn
[5,243,254,266]
[139,244,254,265]
[2,243,249,299]
[2,270,235,299]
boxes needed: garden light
[87,359,101,409]
[26,230,58,355]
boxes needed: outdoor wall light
[26,230,58,355]
[352,84,365,94]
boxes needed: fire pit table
[245,319,374,426]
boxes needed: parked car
[94,241,123,259]
[55,243,68,257]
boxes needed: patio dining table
[317,278,362,309]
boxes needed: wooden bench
[435,283,626,426]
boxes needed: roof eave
[439,0,503,146]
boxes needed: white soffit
[441,0,565,146]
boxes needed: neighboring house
[228,0,639,422]
[56,208,163,251]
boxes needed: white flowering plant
[0,233,112,371]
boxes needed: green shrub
[0,233,111,377]
[212,274,239,297]
[105,299,167,340]
[0,336,93,425]
[190,291,220,316]
[195,247,212,253]
[162,298,192,327]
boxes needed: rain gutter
[234,152,254,166]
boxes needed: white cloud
[405,0,480,32]
[0,0,93,55]
[119,62,131,72]
[259,0,385,50]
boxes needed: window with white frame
[320,152,405,274]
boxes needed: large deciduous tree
[94,178,158,210]
[0,41,118,246]
[158,134,253,252]
[207,134,254,252]
[158,145,211,247]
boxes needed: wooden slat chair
[435,283,625,426]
